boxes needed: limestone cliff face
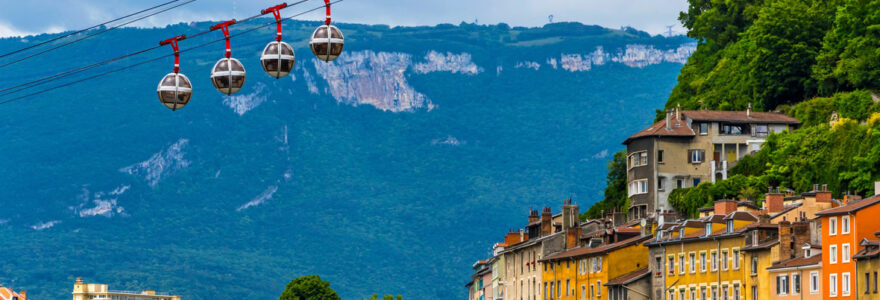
[304,43,695,113]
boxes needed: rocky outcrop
[120,139,190,187]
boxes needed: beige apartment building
[73,278,181,300]
[623,105,799,219]
[499,200,582,300]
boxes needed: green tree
[584,150,628,219]
[280,275,342,300]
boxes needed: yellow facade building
[648,200,780,300]
[72,278,181,300]
[539,231,651,300]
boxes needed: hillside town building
[622,105,799,219]
[466,181,880,300]
[72,278,181,300]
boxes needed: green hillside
[588,0,880,218]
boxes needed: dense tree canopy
[280,275,342,300]
[582,150,628,220]
[592,0,880,218]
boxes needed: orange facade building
[816,195,880,299]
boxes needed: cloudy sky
[0,0,689,38]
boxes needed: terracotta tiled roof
[540,235,651,262]
[681,110,800,124]
[605,267,650,286]
[724,211,758,221]
[767,255,821,270]
[623,118,695,144]
[815,195,880,216]
[0,288,21,300]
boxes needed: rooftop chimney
[566,226,582,249]
[816,184,831,203]
[779,220,793,260]
[747,102,752,118]
[612,211,626,227]
[714,199,737,215]
[792,218,810,258]
[676,103,681,121]
[541,207,552,236]
[562,198,580,231]
[666,109,672,130]
[765,188,784,214]
[528,209,539,224]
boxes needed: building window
[680,289,686,300]
[829,217,837,236]
[720,123,747,135]
[867,273,872,294]
[669,256,675,275]
[843,244,851,263]
[722,286,728,300]
[700,252,707,272]
[693,178,701,187]
[679,254,685,275]
[732,249,740,269]
[655,256,663,277]
[810,271,819,294]
[629,179,648,196]
[793,273,800,294]
[842,216,850,234]
[755,125,769,136]
[751,286,757,300]
[750,256,758,275]
[711,286,717,300]
[658,176,666,191]
[830,273,838,297]
[830,245,838,264]
[689,149,705,163]
[689,253,696,273]
[628,151,648,168]
[589,284,594,300]
[701,287,707,300]
[699,123,708,135]
[658,150,664,163]
[669,291,675,300]
[843,272,851,296]
[596,281,601,297]
[733,284,740,300]
[711,251,718,271]
[777,275,789,295]
[874,271,878,293]
[721,249,729,270]
[677,179,684,189]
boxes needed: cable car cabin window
[719,123,749,135]
[315,27,328,38]
[312,43,329,55]
[281,45,294,55]
[266,43,279,55]
[213,76,230,89]
[330,27,343,39]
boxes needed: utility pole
[666,25,674,37]
[548,14,554,23]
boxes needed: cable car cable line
[0,0,344,106]
[0,0,184,59]
[0,0,197,70]
[0,0,308,97]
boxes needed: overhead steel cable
[0,0,183,59]
[0,0,309,97]
[0,0,344,106]
[0,0,198,70]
